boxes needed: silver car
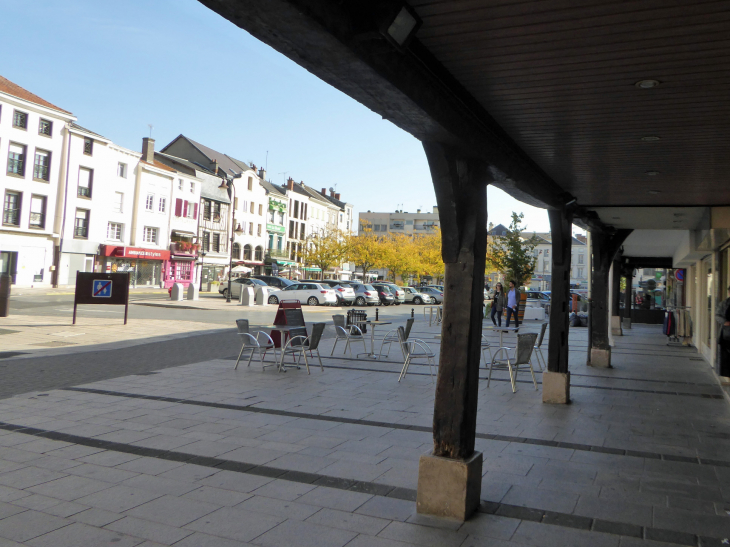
[402,286,432,304]
[379,282,405,304]
[219,277,277,299]
[417,286,444,304]
[347,282,380,306]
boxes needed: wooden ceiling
[410,0,730,207]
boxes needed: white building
[0,75,75,287]
[527,232,588,291]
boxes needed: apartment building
[359,206,440,235]
[528,232,588,291]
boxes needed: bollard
[411,308,414,318]
[0,274,11,317]
[375,308,379,321]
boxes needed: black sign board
[284,308,305,327]
[73,272,131,324]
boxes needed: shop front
[163,241,199,289]
[99,245,171,287]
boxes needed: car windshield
[247,278,267,286]
[379,286,392,293]
[364,284,375,291]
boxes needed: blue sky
[1,0,552,232]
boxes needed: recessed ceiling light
[645,170,660,176]
[647,190,661,195]
[636,79,661,89]
[641,136,661,141]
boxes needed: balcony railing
[170,241,199,254]
[7,158,24,176]
[34,165,49,181]
[29,212,45,229]
[78,186,91,198]
[74,226,88,238]
[266,249,288,259]
[2,208,20,226]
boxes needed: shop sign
[268,198,287,212]
[100,245,170,261]
[266,223,286,234]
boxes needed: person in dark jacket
[491,283,506,326]
[505,280,521,328]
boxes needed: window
[118,162,127,178]
[257,224,262,236]
[12,110,28,129]
[7,143,26,176]
[543,260,549,272]
[83,137,93,155]
[78,168,93,198]
[277,236,282,251]
[202,231,210,252]
[178,179,183,190]
[242,200,248,213]
[293,200,299,219]
[33,150,51,181]
[578,254,584,264]
[258,204,263,216]
[113,192,123,213]
[249,223,253,236]
[190,181,195,193]
[250,202,255,214]
[158,197,166,213]
[38,119,52,136]
[29,195,46,229]
[255,246,263,261]
[74,209,89,238]
[544,249,550,258]
[185,201,195,218]
[234,197,238,210]
[3,191,21,226]
[232,243,241,260]
[289,220,295,238]
[143,226,158,244]
[278,211,284,225]
[300,223,305,240]
[145,194,154,211]
[268,209,275,223]
[213,202,221,220]
[578,267,584,277]
[107,222,123,241]
[247,177,253,191]
[212,233,220,252]
[244,244,252,260]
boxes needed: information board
[73,272,131,324]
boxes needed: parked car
[302,279,355,305]
[252,275,296,290]
[347,282,381,306]
[541,290,588,312]
[525,290,551,308]
[402,286,432,304]
[372,283,396,306]
[219,277,275,299]
[417,286,444,304]
[377,282,405,304]
[268,282,337,306]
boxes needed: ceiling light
[641,136,661,141]
[645,170,660,176]
[382,4,422,48]
[635,79,661,89]
[647,190,661,195]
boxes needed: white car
[270,282,338,306]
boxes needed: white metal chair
[279,323,326,374]
[234,319,278,370]
[533,322,548,371]
[487,332,539,393]
[397,326,437,382]
[379,318,414,359]
[481,334,493,366]
[332,314,367,356]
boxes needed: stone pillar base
[590,347,612,368]
[622,317,632,329]
[542,371,570,404]
[416,450,482,521]
[611,316,622,336]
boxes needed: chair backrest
[308,323,326,350]
[537,322,548,347]
[514,333,538,365]
[236,319,250,335]
[404,318,414,340]
[288,327,308,346]
[332,315,345,329]
[396,326,410,356]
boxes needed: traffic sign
[93,280,112,298]
[675,269,684,282]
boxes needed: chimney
[287,177,294,191]
[433,206,439,214]
[417,208,421,213]
[258,167,267,180]
[335,193,341,200]
[321,188,327,196]
[330,189,335,197]
[142,137,155,163]
[211,159,218,175]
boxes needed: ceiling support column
[543,208,573,403]
[589,230,632,368]
[416,142,488,521]
[611,257,623,336]
[622,265,633,329]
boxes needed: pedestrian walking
[505,280,521,328]
[717,285,730,379]
[491,282,506,326]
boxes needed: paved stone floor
[0,320,728,546]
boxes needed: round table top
[366,320,392,325]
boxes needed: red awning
[100,245,171,261]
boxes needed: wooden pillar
[543,208,572,403]
[623,266,633,329]
[610,258,623,336]
[416,142,488,521]
[589,230,631,367]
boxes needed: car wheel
[383,301,391,306]
[221,289,228,298]
[268,295,279,305]
[355,296,366,306]
[414,297,422,304]
[307,296,319,306]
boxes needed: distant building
[359,206,440,236]
[527,232,588,291]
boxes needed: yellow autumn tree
[300,226,349,279]
[381,233,419,283]
[415,229,444,282]
[348,220,387,281]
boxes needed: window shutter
[183,200,189,217]
[175,199,182,217]
[193,203,198,219]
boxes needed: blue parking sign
[92,279,112,298]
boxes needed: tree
[414,229,444,283]
[300,226,349,279]
[348,221,387,281]
[487,212,537,286]
[381,232,419,283]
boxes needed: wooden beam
[611,258,622,318]
[547,208,572,374]
[423,142,488,459]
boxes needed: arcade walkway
[0,321,727,546]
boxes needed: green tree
[487,212,537,286]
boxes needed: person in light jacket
[491,282,506,326]
[505,280,521,328]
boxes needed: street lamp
[219,171,244,303]
[198,251,207,292]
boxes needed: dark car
[372,283,396,306]
[302,279,356,305]
[252,275,295,290]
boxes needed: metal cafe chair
[280,323,326,374]
[533,322,548,371]
[234,319,278,370]
[481,334,493,366]
[487,332,539,393]
[332,314,366,356]
[397,326,436,382]
[379,317,414,359]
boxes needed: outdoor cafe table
[358,320,392,359]
[483,326,519,362]
[260,324,301,371]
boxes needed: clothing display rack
[664,306,693,347]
